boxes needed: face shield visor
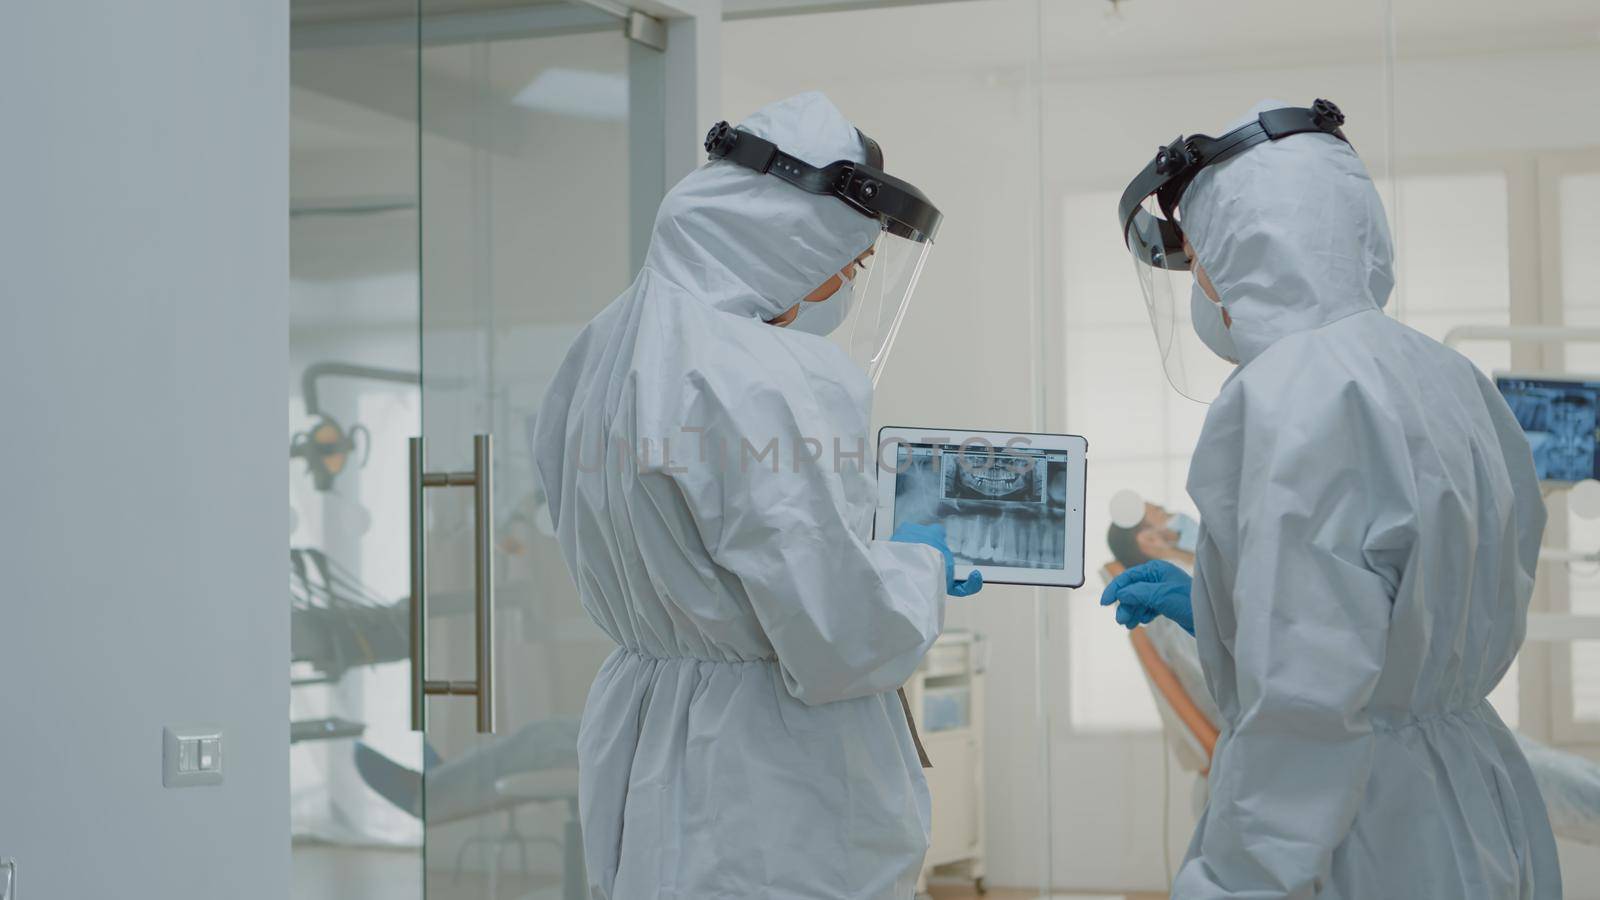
[1118,99,1349,402]
[706,121,942,387]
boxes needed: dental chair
[355,719,586,899]
[1103,562,1215,816]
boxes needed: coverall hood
[1181,98,1396,366]
[644,91,880,324]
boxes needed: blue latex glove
[1099,559,1194,635]
[891,523,983,597]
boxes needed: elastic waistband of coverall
[1369,698,1497,733]
[611,644,779,665]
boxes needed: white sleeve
[667,381,946,706]
[1176,376,1414,898]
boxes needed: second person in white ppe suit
[533,92,978,900]
[1104,99,1560,897]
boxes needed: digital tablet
[875,427,1088,588]
[1495,372,1600,483]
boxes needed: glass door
[292,2,663,898]
[414,5,661,899]
[290,3,425,897]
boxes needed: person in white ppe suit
[1103,99,1560,898]
[533,92,980,900]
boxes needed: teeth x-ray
[1498,375,1600,483]
[893,442,1070,570]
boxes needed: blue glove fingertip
[1100,576,1129,606]
[953,569,983,597]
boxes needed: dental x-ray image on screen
[893,443,1069,570]
[1497,374,1600,483]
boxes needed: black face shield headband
[1119,99,1350,271]
[704,120,942,243]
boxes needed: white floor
[293,845,420,900]
[293,843,574,900]
[293,842,1600,900]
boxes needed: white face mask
[1170,512,1200,553]
[787,268,858,337]
[1190,281,1239,364]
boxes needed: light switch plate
[163,725,223,788]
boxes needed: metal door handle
[409,434,497,734]
[2,858,16,900]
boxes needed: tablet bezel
[875,426,1089,589]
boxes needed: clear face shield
[1126,202,1237,403]
[1118,100,1351,403]
[842,227,932,386]
[705,120,942,387]
[787,224,933,386]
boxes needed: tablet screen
[891,441,1070,571]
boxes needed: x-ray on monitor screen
[1497,374,1600,483]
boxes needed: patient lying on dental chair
[1107,499,1600,846]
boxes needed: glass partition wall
[291,3,659,898]
[1038,1,1399,891]
[726,5,1065,893]
[727,0,1600,895]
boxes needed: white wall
[0,2,288,897]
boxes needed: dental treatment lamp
[291,362,418,492]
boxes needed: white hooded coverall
[532,92,946,900]
[1174,101,1561,898]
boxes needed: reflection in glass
[290,2,423,895]
[416,12,642,900]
